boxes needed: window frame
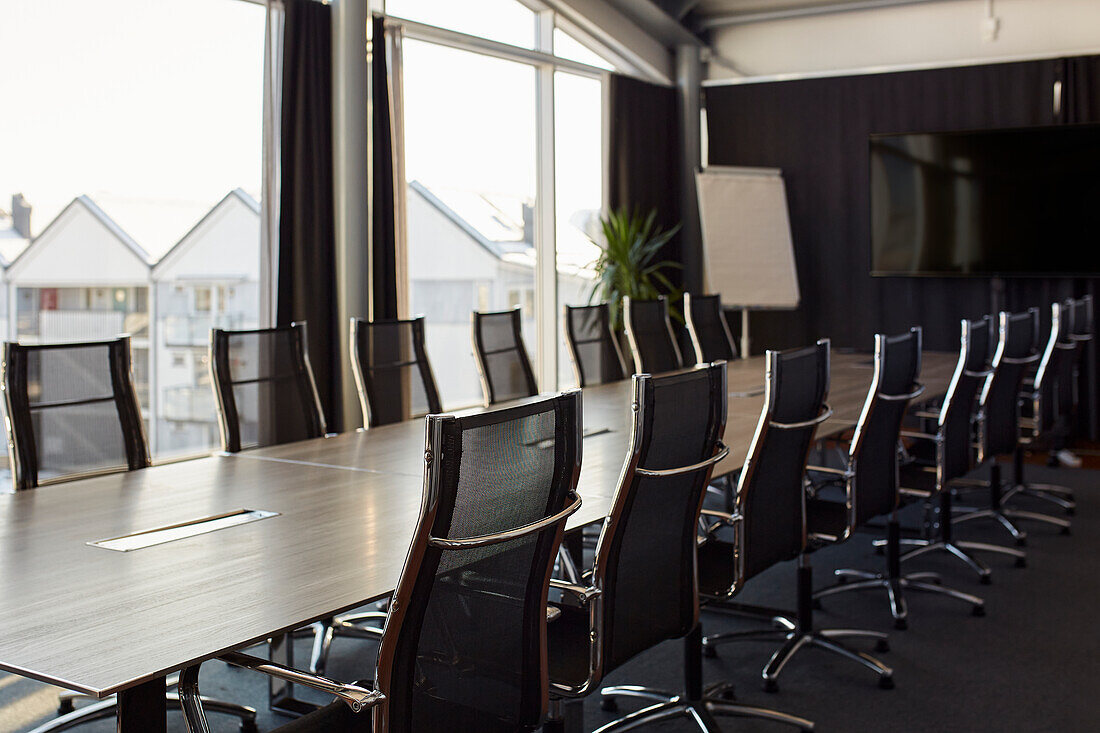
[383,6,614,393]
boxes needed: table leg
[117,676,166,733]
[268,633,319,718]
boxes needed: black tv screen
[869,124,1100,277]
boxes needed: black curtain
[277,0,340,429]
[608,74,683,292]
[705,55,1100,355]
[371,15,399,321]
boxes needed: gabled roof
[409,180,530,262]
[7,195,152,272]
[152,188,260,275]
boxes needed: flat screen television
[869,124,1100,277]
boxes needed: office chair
[563,303,627,387]
[350,316,442,427]
[544,365,813,733]
[471,307,538,405]
[685,293,738,364]
[953,310,1071,545]
[700,340,895,692]
[623,295,683,374]
[2,338,258,733]
[890,317,1026,584]
[808,328,984,629]
[209,322,327,452]
[180,391,583,733]
[1069,295,1095,439]
[1002,301,1077,513]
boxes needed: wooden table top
[0,350,958,699]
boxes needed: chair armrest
[220,651,383,712]
[699,509,742,537]
[900,430,938,442]
[549,578,601,604]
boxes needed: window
[393,4,611,404]
[387,0,537,49]
[0,0,268,468]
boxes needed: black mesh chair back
[1070,295,1094,340]
[472,308,538,405]
[1030,302,1073,435]
[590,364,727,673]
[563,303,626,387]
[1053,300,1077,421]
[685,293,737,364]
[979,309,1039,459]
[623,296,683,374]
[351,317,442,427]
[2,337,150,491]
[938,317,993,484]
[736,341,830,582]
[847,328,923,526]
[373,391,582,733]
[210,323,327,453]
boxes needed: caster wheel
[1015,537,1027,547]
[763,678,779,694]
[600,697,618,712]
[241,722,260,733]
[972,605,986,617]
[811,598,823,610]
[58,700,75,715]
[893,618,908,631]
[1015,557,1027,569]
[1067,507,1076,517]
[878,675,895,690]
[718,687,737,702]
[874,545,885,555]
[875,639,890,653]
[1060,526,1072,536]
[836,575,849,585]
[980,574,992,585]
[703,645,717,659]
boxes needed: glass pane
[403,40,538,409]
[554,72,605,389]
[0,0,266,466]
[553,28,615,71]
[388,0,536,49]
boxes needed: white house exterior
[152,189,261,456]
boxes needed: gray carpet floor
[3,460,1098,732]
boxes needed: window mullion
[534,11,557,391]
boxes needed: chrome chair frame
[953,310,1071,545]
[808,329,984,629]
[1002,301,1077,514]
[545,368,813,733]
[623,295,683,374]
[182,394,584,732]
[701,342,894,692]
[684,292,739,365]
[886,318,1026,584]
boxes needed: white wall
[707,0,1100,79]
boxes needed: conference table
[0,350,957,731]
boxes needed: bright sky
[0,0,265,257]
[1,0,608,263]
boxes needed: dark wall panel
[704,56,1100,354]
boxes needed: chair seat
[805,497,849,542]
[276,685,372,733]
[548,603,595,691]
[898,463,938,495]
[697,538,737,599]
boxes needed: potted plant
[588,207,682,331]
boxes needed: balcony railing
[161,384,217,423]
[163,313,251,347]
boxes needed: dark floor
[3,460,1098,732]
